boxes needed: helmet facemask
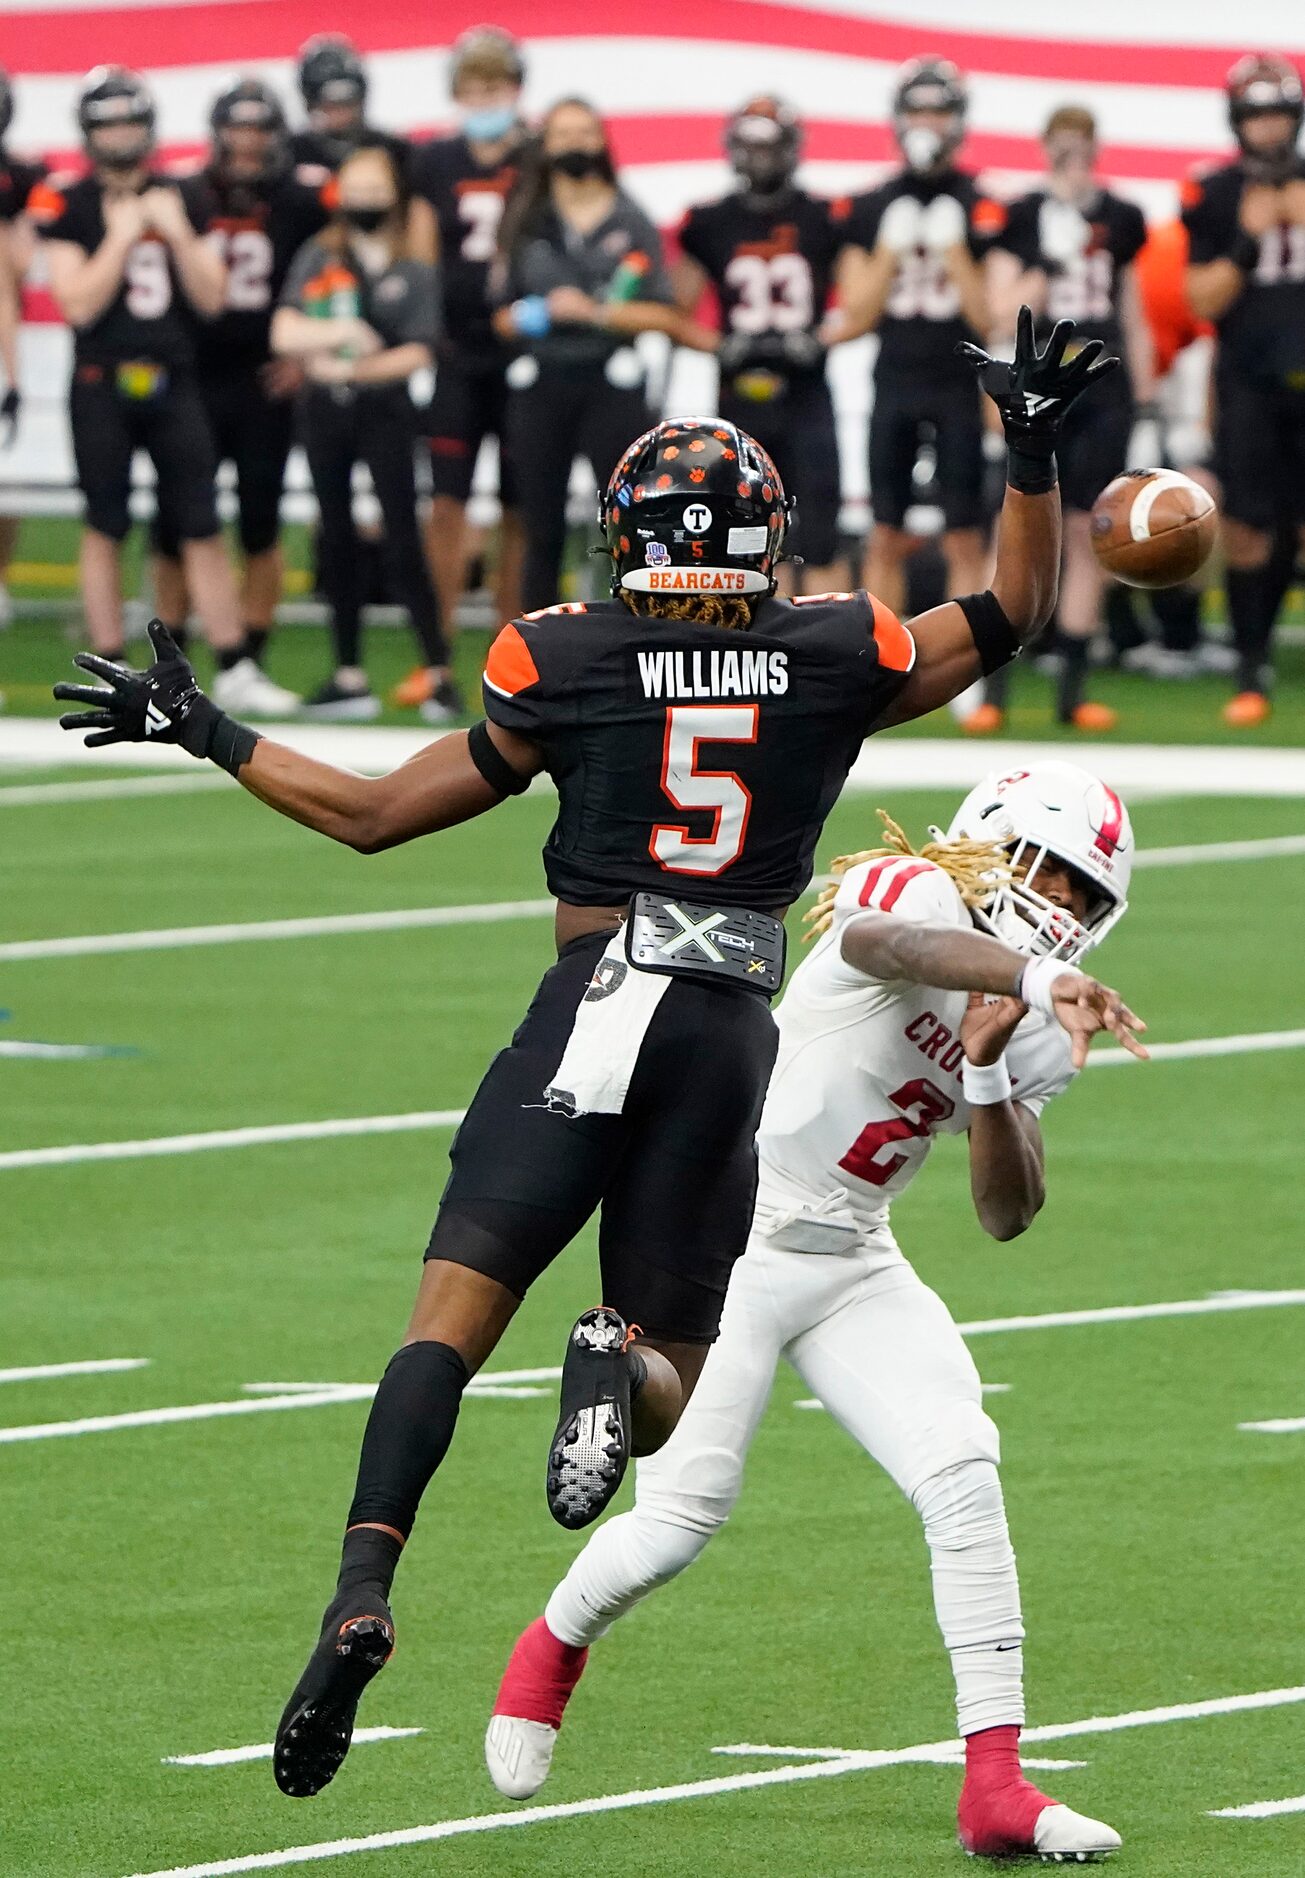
[971,837,1124,965]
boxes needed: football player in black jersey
[407,26,529,703]
[979,105,1154,734]
[34,67,295,714]
[675,96,850,592]
[151,79,328,675]
[1184,53,1305,726]
[290,34,410,181]
[55,312,1123,1801]
[0,67,45,625]
[839,59,1005,617]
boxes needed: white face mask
[900,124,945,172]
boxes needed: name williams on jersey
[636,647,790,700]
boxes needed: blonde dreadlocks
[804,809,1013,941]
[620,591,756,631]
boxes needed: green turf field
[4,755,1305,1878]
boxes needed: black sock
[1056,638,1090,723]
[243,625,270,665]
[1152,582,1201,654]
[336,1526,404,1605]
[216,645,245,673]
[344,1340,469,1547]
[1225,565,1276,693]
[984,663,1012,710]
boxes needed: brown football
[1089,469,1217,590]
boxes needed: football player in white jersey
[485,759,1144,1863]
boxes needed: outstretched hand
[53,620,215,755]
[1049,969,1148,1070]
[958,304,1119,449]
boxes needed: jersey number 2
[650,703,757,876]
[839,1076,955,1186]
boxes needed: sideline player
[290,36,409,180]
[54,310,1124,1802]
[674,95,851,593]
[407,26,529,697]
[487,761,1139,1863]
[840,59,1006,616]
[151,79,328,672]
[32,66,293,713]
[1184,53,1305,727]
[0,67,45,625]
[978,105,1154,734]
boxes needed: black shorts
[426,931,779,1343]
[70,365,219,544]
[869,372,984,531]
[720,374,841,567]
[426,351,518,508]
[154,362,293,560]
[1056,373,1132,514]
[1215,370,1305,533]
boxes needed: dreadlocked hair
[619,591,756,631]
[803,809,1013,941]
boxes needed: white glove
[877,194,924,254]
[1127,406,1163,471]
[1038,197,1090,268]
[920,193,967,253]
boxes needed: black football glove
[53,620,260,774]
[0,387,20,448]
[957,304,1118,493]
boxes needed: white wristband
[1019,955,1085,1016]
[962,1056,1013,1106]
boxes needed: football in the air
[1089,468,1218,590]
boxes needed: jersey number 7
[650,703,758,876]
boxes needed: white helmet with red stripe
[945,760,1131,963]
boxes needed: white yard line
[0,773,232,807]
[164,1729,422,1769]
[958,1288,1305,1337]
[4,1025,1303,1174]
[1239,1416,1305,1433]
[0,1356,148,1384]
[1211,1794,1305,1819]
[6,831,1305,965]
[119,1683,1305,1878]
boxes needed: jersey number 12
[650,703,757,876]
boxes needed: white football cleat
[1033,1802,1122,1862]
[211,657,300,718]
[484,1712,558,1799]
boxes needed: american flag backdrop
[3,0,1303,495]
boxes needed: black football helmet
[449,25,526,93]
[602,417,790,598]
[892,56,967,173]
[726,95,801,198]
[0,69,13,144]
[210,77,288,183]
[1226,53,1304,177]
[298,34,366,113]
[78,66,156,169]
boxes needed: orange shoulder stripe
[869,595,916,674]
[484,622,541,698]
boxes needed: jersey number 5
[839,1076,955,1186]
[650,703,757,876]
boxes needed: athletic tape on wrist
[1019,955,1085,1016]
[961,1055,1013,1105]
[208,713,261,778]
[1006,442,1058,496]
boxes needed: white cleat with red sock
[958,1725,1120,1862]
[485,1616,588,1800]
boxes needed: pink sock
[958,1725,1053,1853]
[492,1617,588,1730]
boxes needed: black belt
[624,891,786,995]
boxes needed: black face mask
[341,204,391,233]
[549,147,613,182]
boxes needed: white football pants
[546,1227,1026,1735]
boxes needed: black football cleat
[546,1306,641,1530]
[273,1591,395,1798]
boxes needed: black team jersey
[175,166,329,370]
[997,187,1146,347]
[29,172,205,370]
[678,186,846,362]
[482,592,917,908]
[408,132,521,361]
[288,125,411,180]
[844,168,1006,382]
[0,151,44,222]
[1182,156,1305,385]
